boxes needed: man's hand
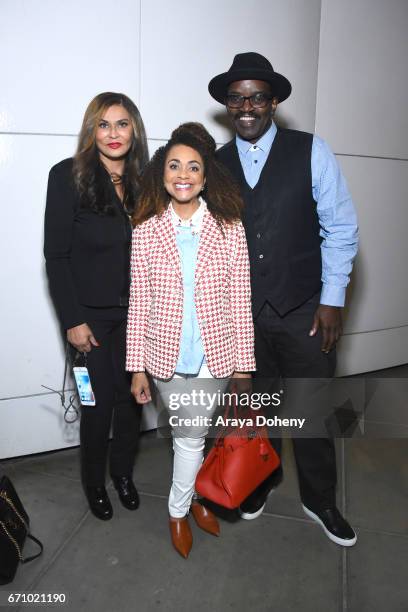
[131,372,152,404]
[309,305,343,353]
[229,371,252,396]
[67,323,99,352]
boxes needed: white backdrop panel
[0,134,77,398]
[338,155,408,335]
[140,0,321,143]
[337,326,408,376]
[316,0,408,159]
[0,394,80,459]
[0,0,141,135]
[147,138,168,158]
[0,393,159,459]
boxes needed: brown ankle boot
[169,516,193,558]
[191,501,220,536]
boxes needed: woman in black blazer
[44,92,149,520]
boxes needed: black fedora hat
[208,52,292,104]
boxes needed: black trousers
[75,307,142,486]
[250,294,337,512]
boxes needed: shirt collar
[236,121,277,155]
[169,196,207,230]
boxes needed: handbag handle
[21,534,44,564]
[223,393,239,420]
[214,394,240,446]
[215,393,270,447]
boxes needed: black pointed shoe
[112,476,140,510]
[302,504,357,547]
[85,486,113,521]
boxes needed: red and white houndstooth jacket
[126,206,256,379]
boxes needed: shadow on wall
[342,252,366,334]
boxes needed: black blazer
[44,158,132,329]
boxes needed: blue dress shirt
[170,200,206,375]
[236,123,359,307]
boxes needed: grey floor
[1,366,407,612]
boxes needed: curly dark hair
[132,122,243,227]
[73,92,149,215]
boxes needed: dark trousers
[76,308,142,486]
[250,295,337,512]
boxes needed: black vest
[217,127,322,317]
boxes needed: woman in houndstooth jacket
[126,123,256,558]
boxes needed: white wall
[315,0,408,374]
[1,0,407,457]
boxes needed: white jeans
[154,364,228,518]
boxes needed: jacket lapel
[195,210,223,284]
[152,208,182,281]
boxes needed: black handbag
[0,475,44,584]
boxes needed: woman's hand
[67,323,99,353]
[229,371,252,395]
[131,372,152,404]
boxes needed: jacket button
[259,254,264,259]
[256,233,261,239]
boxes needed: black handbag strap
[0,485,44,564]
[21,534,44,564]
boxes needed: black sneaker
[239,468,283,520]
[302,504,357,547]
[239,497,268,520]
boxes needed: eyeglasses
[225,92,273,109]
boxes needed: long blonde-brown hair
[73,92,149,215]
[133,122,243,227]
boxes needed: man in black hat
[209,52,358,546]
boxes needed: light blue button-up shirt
[236,123,359,307]
[170,200,206,375]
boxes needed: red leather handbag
[195,402,280,509]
